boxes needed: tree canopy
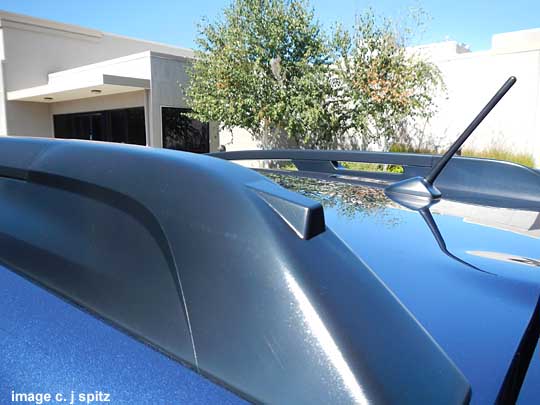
[186,0,444,150]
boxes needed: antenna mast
[385,76,517,208]
[425,76,517,185]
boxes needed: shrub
[340,161,404,173]
[461,148,535,168]
[391,143,536,168]
[389,143,437,154]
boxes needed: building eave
[7,74,150,103]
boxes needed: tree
[331,9,444,150]
[187,0,339,149]
[187,1,444,151]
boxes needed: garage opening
[53,107,146,146]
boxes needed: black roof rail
[209,148,435,167]
[209,149,436,183]
[210,149,540,210]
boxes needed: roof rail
[209,149,540,210]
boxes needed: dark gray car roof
[0,137,470,403]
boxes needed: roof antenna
[385,76,517,208]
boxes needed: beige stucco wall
[218,127,262,168]
[0,16,55,137]
[492,28,540,53]
[148,53,220,151]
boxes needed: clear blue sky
[0,0,538,51]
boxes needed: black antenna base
[385,176,442,210]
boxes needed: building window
[53,107,146,146]
[162,107,209,153]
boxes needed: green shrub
[340,161,404,174]
[268,161,297,170]
[461,148,535,168]
[389,143,536,168]
[389,143,437,154]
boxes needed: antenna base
[385,177,442,210]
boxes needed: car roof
[0,137,470,403]
[261,170,540,404]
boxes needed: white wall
[423,48,540,157]
[46,52,152,86]
[415,32,540,166]
[218,127,262,168]
[219,127,260,151]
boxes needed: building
[1,10,539,167]
[0,10,219,152]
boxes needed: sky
[0,0,538,52]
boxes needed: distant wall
[4,101,50,137]
[218,127,261,168]
[219,127,260,151]
[415,32,540,167]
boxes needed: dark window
[53,107,146,146]
[162,107,209,153]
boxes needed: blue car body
[0,263,244,404]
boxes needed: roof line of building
[44,51,192,82]
[0,9,195,57]
[0,9,102,38]
[104,32,195,56]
